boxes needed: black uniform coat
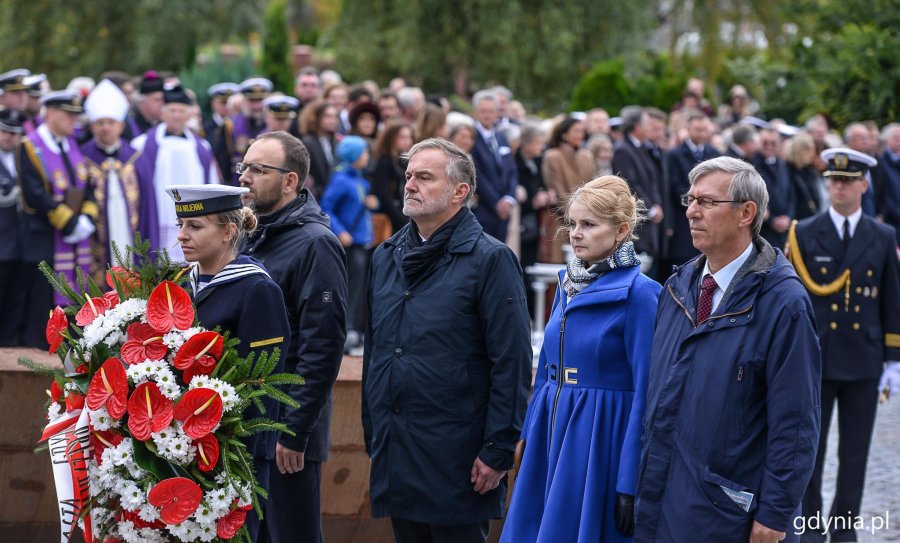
[240,190,347,461]
[300,134,337,199]
[666,141,721,263]
[787,212,900,381]
[753,154,795,249]
[0,155,22,262]
[362,210,532,524]
[191,255,290,459]
[612,136,661,257]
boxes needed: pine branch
[18,358,62,376]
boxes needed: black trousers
[345,244,370,336]
[245,457,270,542]
[800,378,879,543]
[20,262,53,349]
[263,460,323,543]
[390,518,490,543]
[0,261,26,346]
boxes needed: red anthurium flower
[49,381,64,403]
[46,306,68,353]
[75,296,112,327]
[173,388,223,439]
[127,382,174,441]
[86,358,129,419]
[106,266,141,295]
[173,331,223,377]
[65,392,85,412]
[147,280,194,333]
[103,289,119,308]
[120,322,168,365]
[194,433,220,472]
[91,429,123,464]
[147,477,203,525]
[216,505,250,539]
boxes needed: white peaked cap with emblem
[165,184,250,218]
[85,79,130,123]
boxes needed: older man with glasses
[238,131,347,543]
[636,156,821,543]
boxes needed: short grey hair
[404,137,477,205]
[472,89,497,108]
[730,123,756,146]
[688,156,769,236]
[519,122,544,146]
[620,105,645,136]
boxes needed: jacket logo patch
[322,291,333,303]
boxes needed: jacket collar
[384,208,482,255]
[670,236,780,312]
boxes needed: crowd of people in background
[1,63,900,543]
[2,67,898,353]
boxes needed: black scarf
[401,207,468,286]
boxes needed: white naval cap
[821,147,877,178]
[166,184,250,218]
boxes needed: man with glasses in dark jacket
[636,157,821,543]
[239,131,348,543]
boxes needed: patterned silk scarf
[563,240,640,298]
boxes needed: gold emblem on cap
[835,153,849,169]
[172,188,182,202]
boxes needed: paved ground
[819,396,900,542]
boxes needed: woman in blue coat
[502,176,661,543]
[166,184,290,542]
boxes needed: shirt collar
[829,206,863,238]
[702,241,753,293]
[628,134,642,148]
[685,139,703,154]
[37,123,68,153]
[475,122,494,140]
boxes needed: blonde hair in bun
[564,175,647,242]
[212,206,259,255]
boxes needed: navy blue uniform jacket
[362,210,532,524]
[786,213,900,380]
[635,238,821,541]
[192,255,290,459]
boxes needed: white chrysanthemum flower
[104,329,124,347]
[194,521,218,542]
[116,519,138,542]
[118,481,144,511]
[193,502,217,524]
[47,402,63,421]
[138,503,161,524]
[151,426,174,450]
[155,366,181,400]
[88,406,115,430]
[206,487,233,514]
[167,519,198,541]
[109,438,134,466]
[189,375,213,389]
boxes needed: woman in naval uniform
[166,184,290,542]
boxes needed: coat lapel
[814,213,845,263]
[840,215,871,269]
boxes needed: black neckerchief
[401,207,467,286]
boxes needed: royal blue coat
[502,265,660,543]
[635,238,821,542]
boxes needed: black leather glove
[615,492,635,536]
